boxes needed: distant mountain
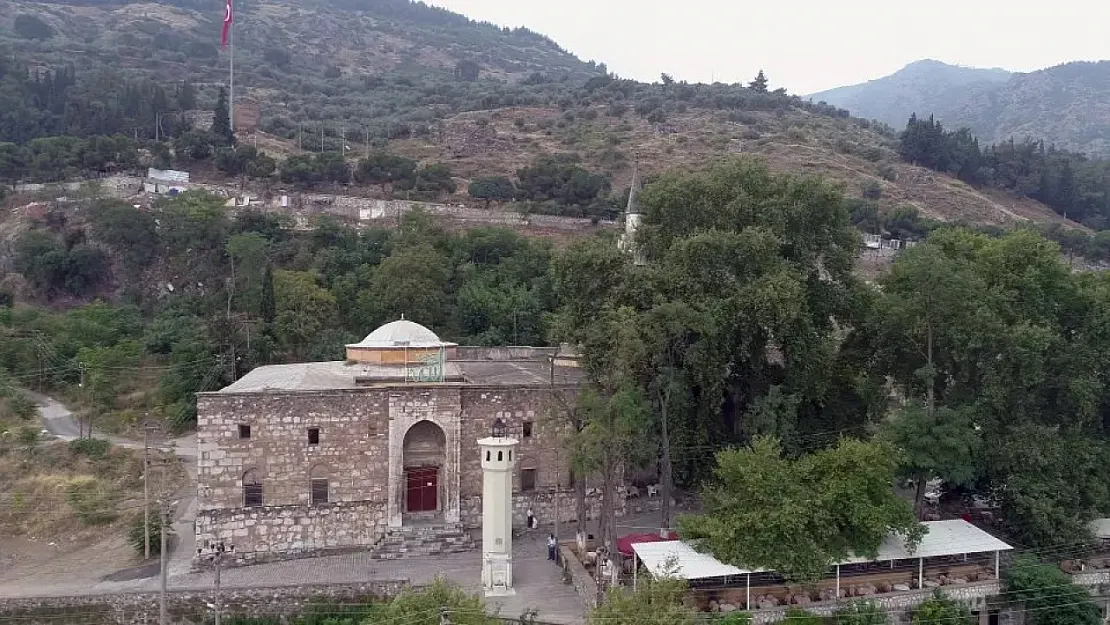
[810,59,1110,157]
[808,60,1012,130]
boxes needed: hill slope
[0,0,1086,233]
[811,59,1110,157]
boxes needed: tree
[354,153,417,193]
[468,176,516,208]
[588,567,696,625]
[211,87,234,146]
[226,232,270,314]
[273,270,337,360]
[381,578,489,625]
[1004,557,1102,625]
[748,70,768,93]
[911,593,974,625]
[678,436,924,582]
[260,264,276,324]
[454,59,480,81]
[367,243,451,327]
[883,402,981,518]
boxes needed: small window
[521,468,536,491]
[522,420,533,438]
[497,450,503,462]
[238,424,251,439]
[243,469,263,507]
[485,450,490,461]
[508,450,512,461]
[308,427,320,445]
[311,478,329,505]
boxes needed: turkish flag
[221,0,233,48]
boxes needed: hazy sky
[426,0,1110,94]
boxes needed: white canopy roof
[631,520,1013,581]
[1089,518,1110,539]
[346,319,457,349]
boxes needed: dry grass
[0,440,183,541]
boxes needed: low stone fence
[0,580,409,625]
[560,543,598,611]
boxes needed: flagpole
[229,18,234,134]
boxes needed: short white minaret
[619,165,646,266]
[478,418,519,596]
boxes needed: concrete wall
[0,581,408,625]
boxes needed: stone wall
[748,582,1004,625]
[194,500,386,565]
[196,385,590,559]
[196,390,391,559]
[560,544,598,610]
[0,581,408,625]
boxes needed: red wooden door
[406,467,438,512]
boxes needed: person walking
[547,533,558,562]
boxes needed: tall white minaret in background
[478,419,518,596]
[619,165,646,266]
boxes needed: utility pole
[319,124,324,153]
[198,542,234,625]
[160,499,168,625]
[365,127,370,156]
[298,122,303,151]
[77,361,87,438]
[340,125,346,158]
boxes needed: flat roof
[210,358,583,394]
[631,520,1013,581]
[1090,518,1110,539]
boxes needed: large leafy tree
[678,436,923,582]
[1004,557,1102,625]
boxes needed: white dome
[347,319,455,349]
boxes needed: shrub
[835,601,889,625]
[69,438,112,459]
[877,163,898,181]
[128,509,170,557]
[65,476,119,525]
[861,180,883,200]
[715,612,753,625]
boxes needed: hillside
[0,0,1089,234]
[810,59,1110,157]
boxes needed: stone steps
[370,524,475,560]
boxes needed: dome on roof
[347,319,455,349]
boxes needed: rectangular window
[308,427,320,445]
[238,424,251,439]
[521,468,536,492]
[243,483,263,507]
[311,478,329,505]
[522,420,533,438]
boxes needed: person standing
[526,507,535,530]
[548,533,557,561]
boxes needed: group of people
[525,507,559,563]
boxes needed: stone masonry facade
[196,385,619,562]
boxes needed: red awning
[618,531,678,557]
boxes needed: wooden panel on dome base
[346,346,457,364]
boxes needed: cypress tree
[211,87,234,146]
[260,264,275,323]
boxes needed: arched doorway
[402,420,446,514]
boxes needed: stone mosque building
[194,318,598,562]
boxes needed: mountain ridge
[809,59,1110,157]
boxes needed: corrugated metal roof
[631,520,1013,581]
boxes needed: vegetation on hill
[1,192,559,431]
[812,59,1110,158]
[899,113,1110,232]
